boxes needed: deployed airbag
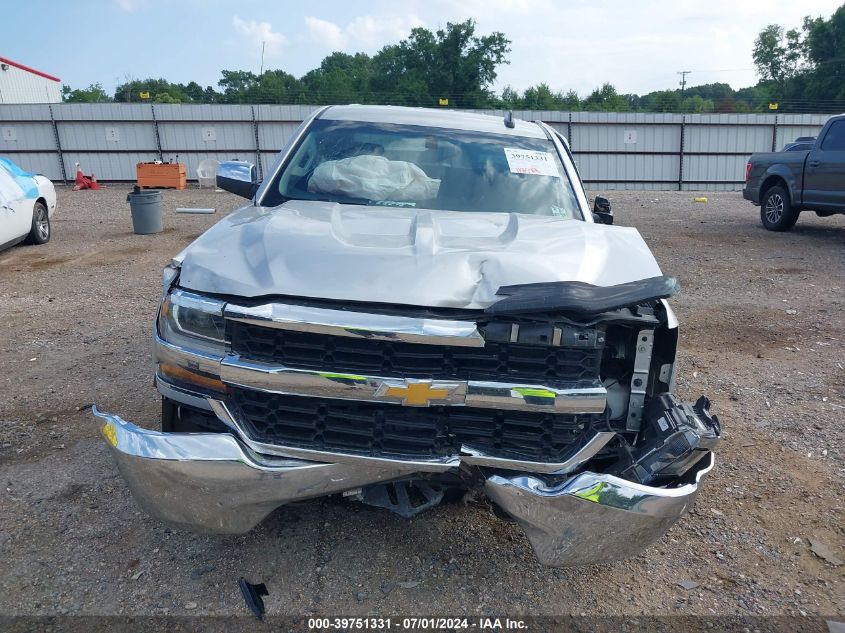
[308,155,440,202]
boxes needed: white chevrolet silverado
[95,105,719,567]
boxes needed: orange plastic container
[136,162,186,189]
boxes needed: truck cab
[743,114,845,231]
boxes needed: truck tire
[23,201,50,245]
[160,397,229,433]
[160,397,205,432]
[160,397,181,432]
[760,185,799,231]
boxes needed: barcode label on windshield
[503,148,560,177]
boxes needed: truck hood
[177,201,663,310]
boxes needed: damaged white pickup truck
[96,105,720,567]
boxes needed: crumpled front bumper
[95,407,417,534]
[486,454,714,566]
[95,406,715,566]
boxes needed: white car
[0,157,56,251]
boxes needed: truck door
[803,119,845,211]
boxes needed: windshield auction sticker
[503,148,560,177]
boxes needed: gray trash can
[127,188,163,234]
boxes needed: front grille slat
[230,389,606,461]
[229,321,602,383]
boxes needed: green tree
[681,95,714,113]
[217,69,304,103]
[752,23,806,101]
[113,78,190,103]
[371,19,510,108]
[499,85,520,108]
[255,70,303,103]
[217,70,258,102]
[641,90,681,112]
[734,84,771,111]
[154,92,180,103]
[750,6,845,111]
[182,81,219,103]
[521,83,559,110]
[301,52,373,104]
[61,83,111,102]
[583,83,629,111]
[560,89,582,110]
[682,83,734,103]
[802,6,845,101]
[714,95,736,113]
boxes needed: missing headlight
[617,393,720,486]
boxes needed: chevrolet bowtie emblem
[377,380,458,407]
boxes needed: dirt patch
[682,304,815,357]
[0,188,843,620]
[4,245,154,271]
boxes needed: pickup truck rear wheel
[760,185,799,231]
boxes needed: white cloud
[305,16,347,50]
[232,15,287,58]
[239,0,843,94]
[408,0,843,95]
[431,0,550,19]
[345,15,424,48]
[304,14,424,51]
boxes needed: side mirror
[216,161,258,199]
[592,196,613,225]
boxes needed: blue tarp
[0,156,39,198]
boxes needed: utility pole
[259,41,266,76]
[678,70,691,97]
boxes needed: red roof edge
[0,56,61,82]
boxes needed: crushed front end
[96,275,719,567]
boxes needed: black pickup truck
[743,113,845,231]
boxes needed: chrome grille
[228,320,602,383]
[229,388,609,461]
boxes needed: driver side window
[820,120,845,152]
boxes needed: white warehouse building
[0,56,61,103]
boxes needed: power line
[685,67,755,73]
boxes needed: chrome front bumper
[95,407,419,533]
[486,453,714,566]
[94,407,714,566]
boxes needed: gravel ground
[0,187,843,625]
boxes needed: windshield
[264,119,584,220]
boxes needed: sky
[5,0,844,98]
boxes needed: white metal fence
[0,103,831,191]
